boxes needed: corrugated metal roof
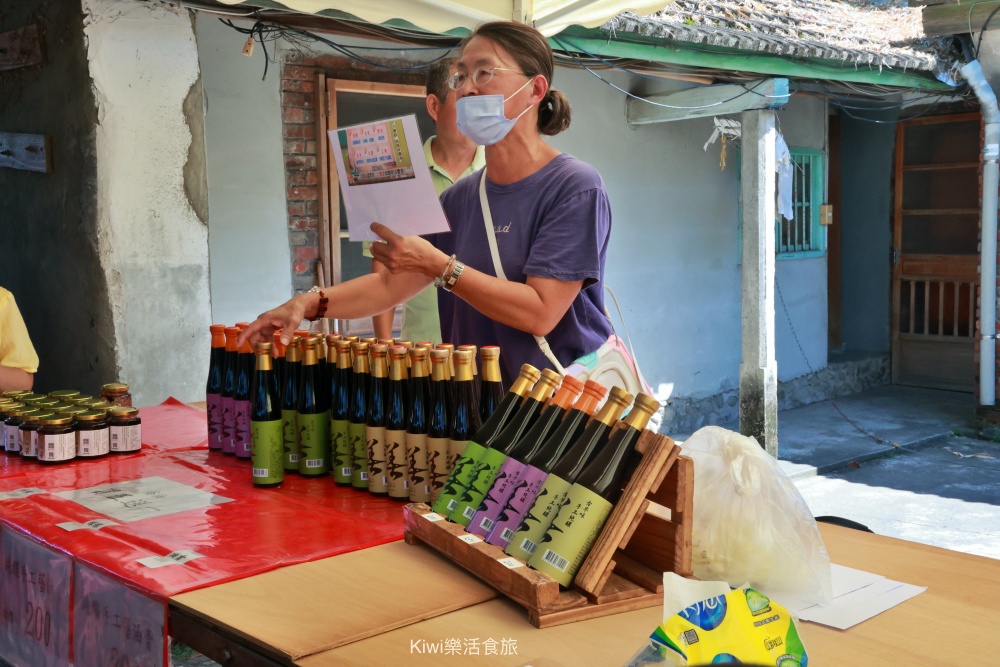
[605,1,961,74]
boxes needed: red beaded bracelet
[307,286,328,321]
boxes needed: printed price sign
[0,525,72,667]
[73,564,165,667]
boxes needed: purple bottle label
[466,457,527,538]
[234,399,252,458]
[221,396,236,454]
[207,393,223,449]
[486,464,548,548]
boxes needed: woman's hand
[368,223,449,279]
[238,292,314,349]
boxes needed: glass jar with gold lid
[48,390,80,401]
[101,383,133,407]
[38,414,76,464]
[109,407,141,453]
[19,410,52,459]
[76,410,110,458]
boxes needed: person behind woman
[240,21,612,385]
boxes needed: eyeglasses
[447,66,527,91]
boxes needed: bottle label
[430,440,486,515]
[486,464,549,549]
[466,457,526,539]
[425,436,451,502]
[447,438,470,471]
[206,393,223,449]
[234,399,252,458]
[448,447,508,527]
[366,425,388,494]
[349,421,369,489]
[282,409,299,470]
[385,428,410,499]
[251,419,284,485]
[406,431,430,503]
[6,425,20,453]
[526,485,613,587]
[330,418,351,484]
[503,473,571,562]
[221,395,236,454]
[40,432,76,462]
[110,424,142,453]
[297,411,330,475]
[78,427,111,457]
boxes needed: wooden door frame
[891,112,981,387]
[316,78,427,334]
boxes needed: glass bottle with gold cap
[330,339,353,485]
[348,341,371,489]
[431,363,539,517]
[251,341,284,488]
[221,326,240,455]
[233,334,255,460]
[426,349,452,502]
[505,386,632,562]
[528,393,660,586]
[365,343,389,496]
[385,345,410,502]
[406,346,431,503]
[281,337,302,473]
[478,346,504,423]
[457,344,480,407]
[297,336,330,476]
[206,324,227,450]
[447,350,481,472]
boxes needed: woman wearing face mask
[240,21,612,385]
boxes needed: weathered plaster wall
[0,0,116,393]
[195,15,292,325]
[82,0,211,405]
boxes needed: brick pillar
[281,63,320,293]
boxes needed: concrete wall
[195,15,293,325]
[0,0,117,393]
[82,0,211,405]
[838,110,896,354]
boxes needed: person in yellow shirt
[364,57,485,342]
[0,287,39,391]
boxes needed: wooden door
[892,113,980,392]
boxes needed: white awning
[217,0,671,36]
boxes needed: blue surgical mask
[455,78,535,146]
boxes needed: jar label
[110,423,142,452]
[251,419,284,485]
[20,430,34,457]
[6,425,20,453]
[41,432,77,462]
[78,427,110,457]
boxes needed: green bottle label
[298,411,331,476]
[349,421,369,488]
[447,447,508,527]
[331,418,351,484]
[366,425,388,494]
[281,409,299,471]
[251,419,284,486]
[430,440,486,515]
[385,428,410,500]
[526,484,613,587]
[426,436,451,502]
[504,473,572,561]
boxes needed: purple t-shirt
[431,153,612,385]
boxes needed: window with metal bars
[738,147,826,260]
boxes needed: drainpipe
[960,60,998,406]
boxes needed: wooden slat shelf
[403,430,693,629]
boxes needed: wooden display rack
[403,429,693,628]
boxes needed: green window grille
[738,147,826,260]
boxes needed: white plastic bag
[680,426,832,605]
